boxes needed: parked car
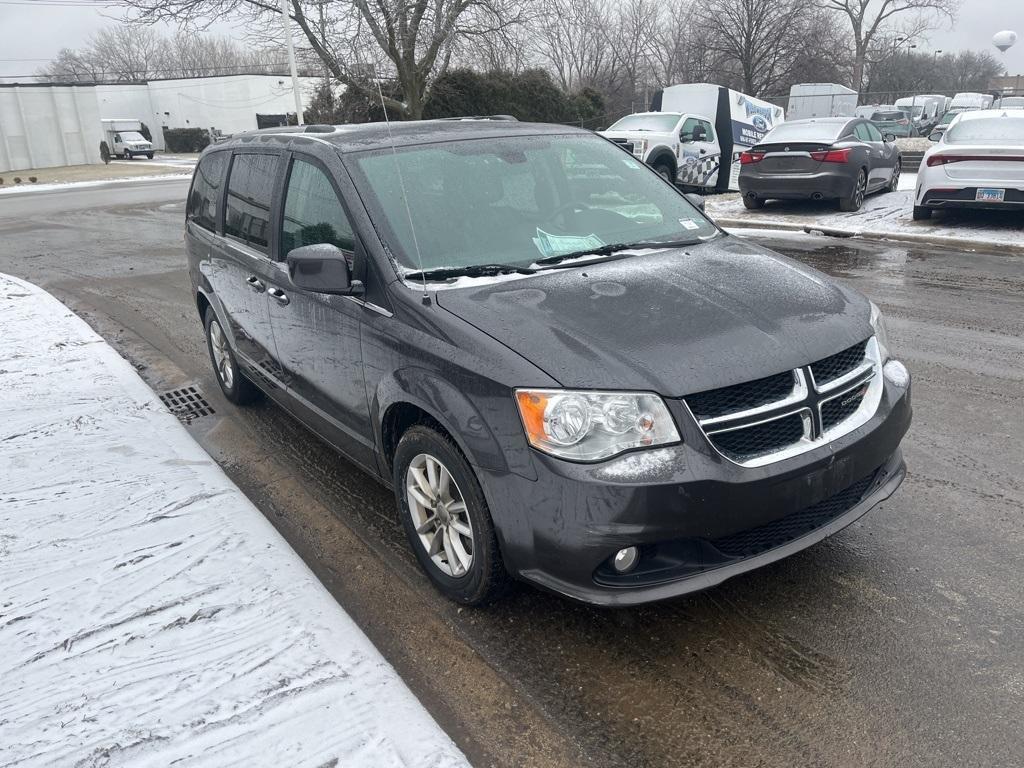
[739,117,902,211]
[929,108,971,140]
[868,108,918,138]
[187,120,912,607]
[998,96,1024,110]
[914,109,1024,220]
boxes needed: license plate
[976,188,1005,202]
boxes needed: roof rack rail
[434,115,519,122]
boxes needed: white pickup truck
[599,84,784,193]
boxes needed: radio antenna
[374,76,429,304]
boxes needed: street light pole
[280,0,304,125]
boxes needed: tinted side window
[281,159,354,257]
[225,153,279,253]
[865,123,883,141]
[853,123,871,142]
[187,151,227,232]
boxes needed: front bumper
[479,374,911,606]
[739,170,855,200]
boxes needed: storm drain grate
[159,386,215,424]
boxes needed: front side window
[224,153,279,253]
[281,158,354,258]
[680,117,712,142]
[350,133,718,273]
[187,151,228,232]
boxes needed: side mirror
[684,192,706,211]
[884,133,897,142]
[679,132,692,144]
[286,243,363,296]
[928,131,941,142]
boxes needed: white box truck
[786,84,858,121]
[598,83,784,193]
[101,119,156,160]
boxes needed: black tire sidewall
[653,161,673,183]
[393,425,506,604]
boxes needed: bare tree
[533,0,615,92]
[119,0,528,119]
[821,0,957,95]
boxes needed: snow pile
[0,273,470,768]
[707,173,1024,251]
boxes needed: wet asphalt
[1,181,1021,768]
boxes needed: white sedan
[914,109,1024,220]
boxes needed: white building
[0,74,319,171]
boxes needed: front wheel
[394,425,511,605]
[912,205,932,221]
[652,160,674,184]
[123,151,132,160]
[888,160,901,192]
[839,170,867,212]
[146,153,154,159]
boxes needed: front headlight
[514,389,680,462]
[869,301,891,361]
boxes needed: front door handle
[246,275,266,293]
[268,286,290,306]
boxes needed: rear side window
[281,158,354,257]
[187,151,227,232]
[225,153,280,253]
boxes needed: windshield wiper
[534,239,702,268]
[403,263,536,282]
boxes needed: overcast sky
[1,0,1022,81]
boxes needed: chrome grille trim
[684,337,882,468]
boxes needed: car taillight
[898,119,909,125]
[928,154,1024,166]
[809,148,851,163]
[740,151,764,165]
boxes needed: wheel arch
[646,147,677,174]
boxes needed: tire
[888,159,901,193]
[204,306,262,405]
[652,160,674,184]
[124,151,132,160]
[839,169,867,212]
[394,424,511,606]
[146,153,154,159]
[912,205,932,221]
[742,193,765,210]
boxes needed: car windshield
[872,111,905,122]
[350,133,718,275]
[761,122,846,143]
[944,117,1024,144]
[607,113,682,132]
[122,132,146,142]
[897,106,925,118]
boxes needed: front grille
[821,385,867,431]
[810,339,868,386]
[710,413,805,461]
[685,371,795,420]
[710,470,878,558]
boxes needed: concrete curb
[715,216,1024,254]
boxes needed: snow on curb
[0,173,191,196]
[0,273,470,768]
[707,178,1024,254]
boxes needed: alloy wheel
[891,162,901,191]
[209,319,234,389]
[855,173,866,207]
[406,453,474,578]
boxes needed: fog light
[612,546,640,574]
[883,360,909,387]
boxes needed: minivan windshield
[350,134,718,276]
[607,113,683,132]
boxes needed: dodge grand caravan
[186,120,912,607]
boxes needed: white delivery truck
[599,83,784,193]
[950,92,994,110]
[786,83,858,120]
[101,119,156,160]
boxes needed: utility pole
[280,0,304,125]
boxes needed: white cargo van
[950,93,994,110]
[787,83,858,120]
[598,83,784,193]
[101,119,155,160]
[895,95,945,131]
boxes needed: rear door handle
[268,287,290,306]
[246,275,266,293]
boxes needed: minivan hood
[435,238,872,396]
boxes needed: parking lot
[1,179,1021,767]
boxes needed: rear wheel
[888,159,901,192]
[839,169,867,212]
[394,425,511,606]
[652,159,675,184]
[146,152,154,159]
[912,205,932,221]
[204,307,262,405]
[742,193,765,210]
